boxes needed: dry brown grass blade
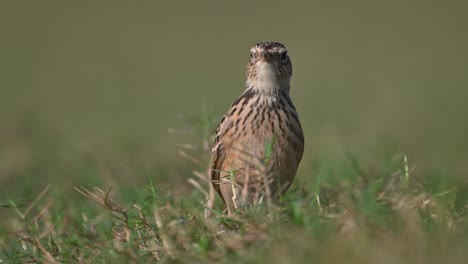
[179,150,205,166]
[177,143,199,150]
[35,237,58,263]
[192,170,210,183]
[21,184,51,220]
[193,168,216,218]
[31,199,53,224]
[17,233,58,264]
[132,204,162,260]
[154,207,175,259]
[74,185,128,223]
[188,178,209,198]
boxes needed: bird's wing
[210,115,228,202]
[210,90,252,204]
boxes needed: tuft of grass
[1,113,468,263]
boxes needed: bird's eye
[250,52,255,59]
[280,51,288,62]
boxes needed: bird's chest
[231,104,294,163]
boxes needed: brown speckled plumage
[210,42,304,214]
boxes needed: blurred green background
[1,1,467,195]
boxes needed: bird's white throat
[248,61,288,95]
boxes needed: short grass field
[1,2,468,263]
[1,113,468,263]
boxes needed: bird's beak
[260,51,273,62]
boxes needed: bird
[210,42,304,215]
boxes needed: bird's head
[246,42,292,94]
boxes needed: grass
[1,114,467,263]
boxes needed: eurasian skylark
[210,42,304,214]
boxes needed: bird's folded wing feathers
[210,119,227,200]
